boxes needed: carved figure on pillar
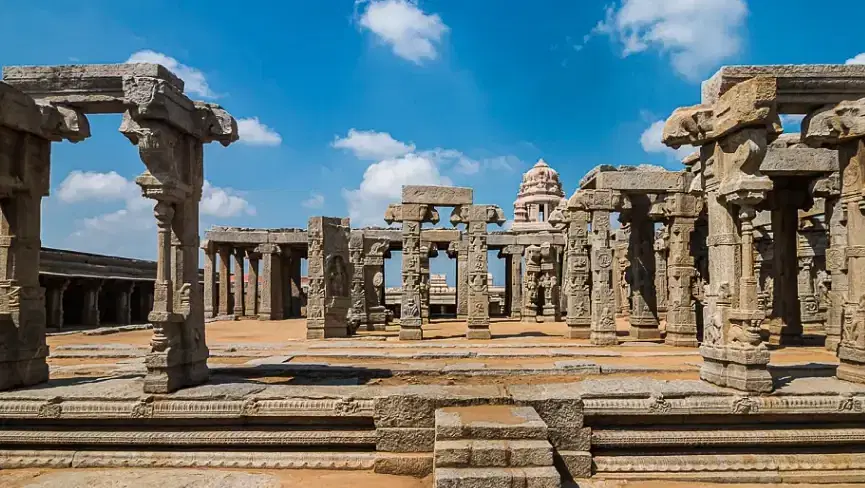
[653,224,669,323]
[364,237,391,330]
[812,173,846,352]
[662,193,703,347]
[550,205,590,338]
[306,217,352,339]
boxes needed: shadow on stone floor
[770,362,838,389]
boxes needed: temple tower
[512,159,566,233]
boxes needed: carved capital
[804,97,865,145]
[193,101,239,147]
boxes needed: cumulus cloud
[588,0,748,80]
[302,192,326,209]
[846,53,865,65]
[343,153,452,226]
[237,117,282,146]
[332,128,415,160]
[126,50,217,98]
[57,170,139,203]
[640,120,694,162]
[357,0,448,63]
[201,181,256,218]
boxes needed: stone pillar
[217,247,231,316]
[451,204,506,339]
[419,241,436,325]
[590,206,617,345]
[768,186,803,345]
[81,280,102,326]
[364,238,391,330]
[256,244,282,320]
[448,237,469,320]
[202,240,217,318]
[653,225,669,323]
[559,208,591,338]
[523,245,541,322]
[614,226,631,318]
[663,194,702,347]
[814,174,846,352]
[245,250,260,318]
[116,282,134,326]
[498,245,524,320]
[232,248,245,317]
[624,196,660,340]
[45,279,69,329]
[385,203,439,340]
[349,230,366,330]
[306,217,352,339]
[539,243,560,321]
[662,76,777,393]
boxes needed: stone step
[434,466,561,488]
[435,406,548,441]
[435,439,553,468]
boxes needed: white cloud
[237,117,282,146]
[640,120,694,162]
[333,128,415,160]
[201,181,256,218]
[57,170,139,203]
[358,0,448,63]
[302,192,326,209]
[126,50,217,98]
[590,0,748,80]
[846,53,865,65]
[343,153,452,226]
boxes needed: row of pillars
[201,242,305,320]
[41,277,154,329]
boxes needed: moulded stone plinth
[699,344,772,393]
[400,328,423,341]
[565,328,590,340]
[467,328,492,340]
[837,346,865,384]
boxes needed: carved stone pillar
[805,102,865,382]
[245,250,260,318]
[364,238,391,330]
[349,231,367,330]
[768,186,803,345]
[450,204,506,339]
[498,245,524,320]
[813,174,846,352]
[539,243,560,321]
[591,208,617,345]
[81,280,102,326]
[624,196,660,340]
[447,238,469,319]
[553,207,590,338]
[257,243,282,320]
[653,225,669,323]
[116,282,134,326]
[306,217,352,339]
[613,228,631,318]
[523,245,541,323]
[232,248,245,317]
[663,194,702,347]
[217,247,231,316]
[419,240,437,325]
[285,249,302,318]
[385,204,439,340]
[202,240,217,318]
[663,76,778,393]
[45,279,69,329]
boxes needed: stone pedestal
[306,217,352,339]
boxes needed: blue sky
[2,0,864,285]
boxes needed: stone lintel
[2,63,184,113]
[402,185,473,206]
[586,170,692,193]
[703,64,865,113]
[267,232,308,245]
[204,229,271,244]
[760,146,839,176]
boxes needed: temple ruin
[3,63,865,486]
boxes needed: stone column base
[307,327,349,339]
[0,357,49,391]
[665,323,698,347]
[466,328,491,340]
[144,318,209,394]
[837,346,865,384]
[399,327,423,340]
[629,324,661,340]
[699,343,773,393]
[565,326,590,339]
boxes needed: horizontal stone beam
[759,146,838,176]
[488,233,565,247]
[702,65,865,114]
[402,185,473,206]
[2,64,183,114]
[581,169,692,193]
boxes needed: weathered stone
[403,185,473,205]
[306,217,352,339]
[377,427,435,452]
[375,452,434,477]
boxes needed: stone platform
[2,319,863,484]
